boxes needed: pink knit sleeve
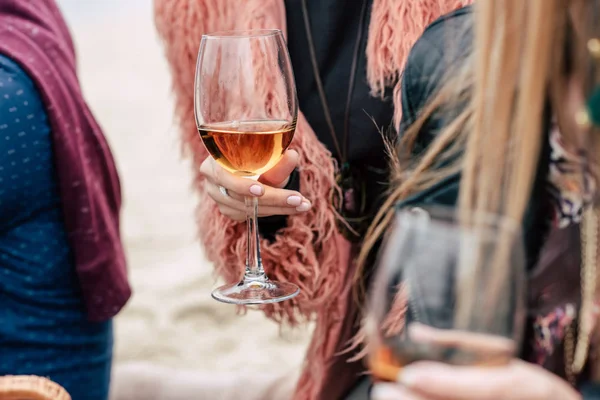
[154,0,345,325]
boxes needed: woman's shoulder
[0,53,50,138]
[0,54,44,107]
[408,5,473,64]
[401,5,473,129]
[424,5,473,33]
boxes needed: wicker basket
[0,376,70,400]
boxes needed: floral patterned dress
[531,122,599,372]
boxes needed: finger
[206,182,246,212]
[207,182,311,217]
[371,384,429,400]
[199,156,223,183]
[217,204,308,219]
[209,181,311,211]
[207,158,265,197]
[215,204,246,222]
[399,362,510,400]
[259,149,299,188]
[258,185,311,209]
[401,360,578,400]
[226,184,311,210]
[256,205,310,217]
[399,361,534,400]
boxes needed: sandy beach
[55,0,311,397]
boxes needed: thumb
[259,149,299,188]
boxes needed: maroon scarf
[0,0,130,321]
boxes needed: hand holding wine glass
[199,148,312,222]
[371,359,582,400]
[367,206,526,379]
[194,29,301,304]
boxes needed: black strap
[299,0,368,162]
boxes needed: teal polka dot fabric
[0,55,112,400]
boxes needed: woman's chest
[284,0,394,163]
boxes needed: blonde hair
[359,0,560,277]
[358,0,600,358]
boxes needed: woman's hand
[199,149,312,222]
[372,360,582,400]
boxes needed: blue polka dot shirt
[0,54,112,400]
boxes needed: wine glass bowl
[194,29,300,304]
[198,120,295,177]
[367,206,526,382]
[195,29,297,178]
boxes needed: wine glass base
[211,279,300,305]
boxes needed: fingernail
[296,201,311,212]
[249,185,263,196]
[371,384,402,400]
[287,196,302,207]
[397,368,418,387]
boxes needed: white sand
[55,1,311,397]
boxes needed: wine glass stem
[245,195,265,280]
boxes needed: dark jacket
[397,5,600,395]
[261,0,392,241]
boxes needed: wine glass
[366,206,527,382]
[194,29,300,305]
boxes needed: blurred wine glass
[367,206,527,382]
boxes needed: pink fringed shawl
[153,0,471,398]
